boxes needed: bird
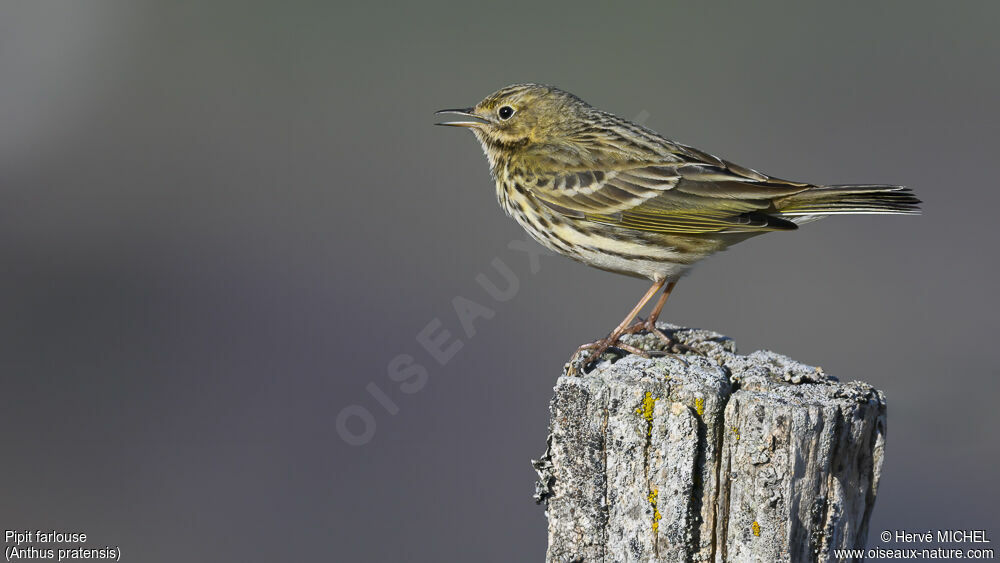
[436,83,920,374]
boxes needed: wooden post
[533,325,885,562]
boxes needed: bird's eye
[498,106,515,120]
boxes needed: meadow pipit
[436,84,920,374]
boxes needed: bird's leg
[569,279,666,375]
[643,281,676,333]
[625,281,695,354]
[621,281,673,334]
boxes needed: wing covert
[517,157,807,234]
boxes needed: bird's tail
[775,184,921,216]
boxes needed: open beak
[435,107,487,128]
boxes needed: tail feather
[775,185,921,216]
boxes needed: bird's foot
[566,335,650,376]
[623,319,698,355]
[565,321,709,377]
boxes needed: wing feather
[514,139,812,235]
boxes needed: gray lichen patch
[536,324,885,562]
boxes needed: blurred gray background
[1,2,997,561]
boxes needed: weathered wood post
[533,325,885,562]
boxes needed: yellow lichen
[732,426,741,441]
[694,397,705,416]
[635,392,659,437]
[752,520,761,537]
[648,489,662,533]
[635,391,658,421]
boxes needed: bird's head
[436,83,591,154]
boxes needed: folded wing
[514,143,812,234]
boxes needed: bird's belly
[505,195,716,281]
[564,236,695,280]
